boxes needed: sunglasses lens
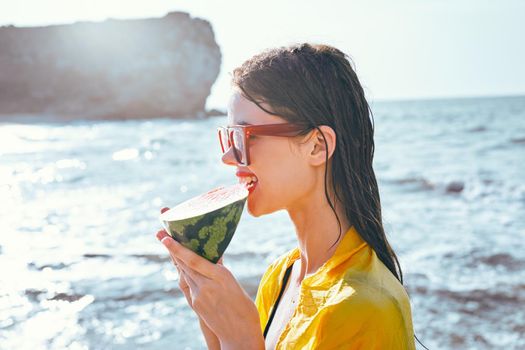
[219,128,229,153]
[231,129,246,164]
[218,128,246,165]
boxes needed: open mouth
[246,181,257,192]
[239,176,258,192]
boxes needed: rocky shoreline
[0,12,221,121]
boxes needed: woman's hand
[159,208,221,350]
[156,208,264,350]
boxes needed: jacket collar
[284,225,367,286]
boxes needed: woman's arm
[199,316,221,350]
[177,263,221,349]
[158,207,221,349]
[157,229,265,349]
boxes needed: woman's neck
[286,185,350,284]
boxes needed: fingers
[177,265,186,285]
[157,231,210,283]
[158,206,170,242]
[157,206,219,279]
[177,267,195,308]
[177,265,190,291]
[175,262,198,294]
[159,231,182,271]
[169,253,178,268]
[156,229,169,241]
[155,213,201,306]
[160,235,218,279]
[174,259,200,297]
[179,265,198,291]
[175,257,209,284]
[156,229,167,241]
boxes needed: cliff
[0,12,221,120]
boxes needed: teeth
[239,177,249,184]
[239,176,258,184]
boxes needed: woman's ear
[308,125,336,167]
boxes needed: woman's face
[222,90,317,217]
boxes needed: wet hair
[231,43,403,283]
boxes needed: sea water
[0,95,524,349]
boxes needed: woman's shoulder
[330,276,411,320]
[314,261,415,349]
[336,246,413,315]
[313,281,416,349]
[315,247,415,346]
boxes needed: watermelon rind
[159,184,248,263]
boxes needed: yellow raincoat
[255,225,416,349]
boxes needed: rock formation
[0,12,221,120]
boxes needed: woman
[156,43,416,349]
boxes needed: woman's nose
[221,147,238,166]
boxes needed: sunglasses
[217,123,307,166]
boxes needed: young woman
[156,43,416,349]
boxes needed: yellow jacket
[255,226,416,349]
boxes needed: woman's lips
[236,170,256,177]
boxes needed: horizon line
[370,92,525,104]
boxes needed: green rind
[162,197,246,263]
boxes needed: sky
[1,0,524,109]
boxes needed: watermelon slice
[159,183,248,263]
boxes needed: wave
[510,137,525,144]
[22,274,262,305]
[468,126,487,133]
[386,176,467,194]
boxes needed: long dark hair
[231,43,403,283]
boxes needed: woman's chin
[246,184,281,217]
[246,190,266,217]
[246,197,261,217]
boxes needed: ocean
[1,95,524,349]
